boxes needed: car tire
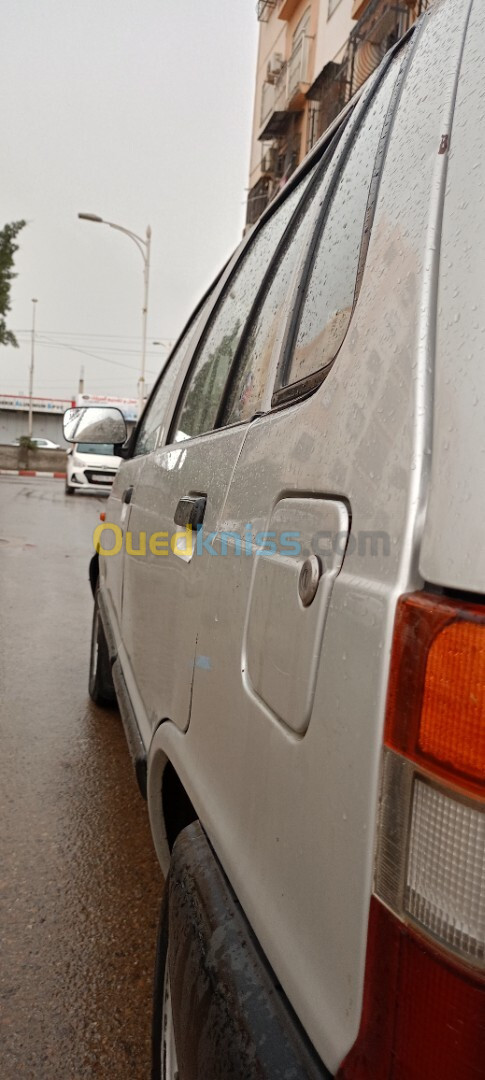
[65,483,75,495]
[152,880,178,1080]
[88,585,116,706]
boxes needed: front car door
[100,312,205,651]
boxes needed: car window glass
[133,312,205,456]
[77,443,115,454]
[171,172,313,443]
[221,157,336,426]
[284,54,402,389]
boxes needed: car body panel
[100,454,148,658]
[420,0,485,594]
[147,2,474,1071]
[244,496,349,735]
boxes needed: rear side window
[171,174,312,443]
[221,147,340,427]
[279,49,405,394]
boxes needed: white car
[66,3,485,1075]
[11,437,61,450]
[65,442,121,495]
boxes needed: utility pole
[28,298,38,438]
[78,365,85,394]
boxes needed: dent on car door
[120,170,316,743]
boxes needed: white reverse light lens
[405,779,485,966]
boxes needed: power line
[21,335,160,376]
[13,328,172,342]
[15,333,168,364]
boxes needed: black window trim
[154,25,417,455]
[213,118,351,432]
[177,33,411,445]
[166,154,325,447]
[271,27,417,410]
[165,85,369,449]
[216,53,391,429]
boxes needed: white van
[65,2,484,1075]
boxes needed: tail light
[338,592,485,1079]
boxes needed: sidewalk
[0,468,66,478]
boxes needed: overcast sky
[2,1,259,402]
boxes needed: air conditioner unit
[261,147,278,175]
[270,52,284,76]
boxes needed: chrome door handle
[174,495,206,529]
[122,486,134,505]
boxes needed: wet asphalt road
[0,476,163,1079]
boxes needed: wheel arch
[89,553,99,597]
[148,738,198,878]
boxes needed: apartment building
[247,0,431,225]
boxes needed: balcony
[277,0,301,20]
[257,0,276,21]
[259,35,311,139]
[348,0,414,95]
[287,32,311,102]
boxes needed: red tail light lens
[339,591,485,1078]
[337,898,485,1080]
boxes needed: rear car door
[119,175,315,744]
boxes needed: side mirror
[63,406,127,446]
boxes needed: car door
[119,172,318,744]
[100,312,206,646]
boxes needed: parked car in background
[10,436,61,449]
[65,442,121,495]
[65,2,485,1076]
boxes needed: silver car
[66,2,485,1075]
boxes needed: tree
[0,220,26,347]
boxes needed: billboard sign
[0,394,71,414]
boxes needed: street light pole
[140,225,151,417]
[78,213,151,419]
[28,298,38,438]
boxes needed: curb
[0,469,67,479]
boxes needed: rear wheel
[88,585,116,705]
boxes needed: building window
[328,0,345,19]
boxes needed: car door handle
[122,486,134,505]
[174,495,207,529]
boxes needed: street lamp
[78,213,152,418]
[28,298,38,438]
